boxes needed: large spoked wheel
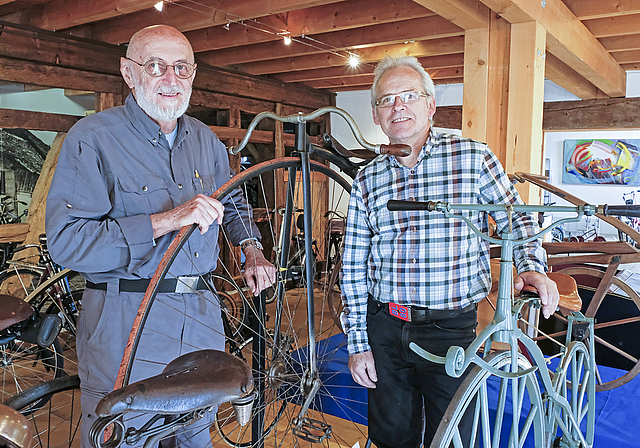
[118,158,364,448]
[4,374,82,448]
[554,265,640,391]
[546,341,595,448]
[430,351,545,448]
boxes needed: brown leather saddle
[96,349,254,416]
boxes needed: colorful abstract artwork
[563,139,640,185]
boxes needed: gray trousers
[78,287,225,448]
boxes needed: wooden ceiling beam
[545,53,603,100]
[186,0,434,53]
[583,14,640,39]
[200,17,463,67]
[229,37,465,75]
[562,0,640,20]
[71,0,346,44]
[411,0,489,29]
[0,0,157,30]
[480,0,626,97]
[0,56,123,92]
[0,21,122,74]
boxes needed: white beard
[133,76,191,122]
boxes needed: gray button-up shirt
[46,94,257,283]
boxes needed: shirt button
[343,307,350,315]
[194,252,199,257]
[66,203,73,209]
[411,226,417,233]
[411,288,417,295]
[142,186,148,192]
[412,258,417,263]
[178,184,183,189]
[152,138,157,143]
[410,170,415,174]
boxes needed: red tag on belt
[389,303,411,322]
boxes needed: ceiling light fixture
[223,22,230,30]
[348,54,360,68]
[283,35,292,45]
[154,1,164,11]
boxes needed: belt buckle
[389,303,411,322]
[176,276,199,293]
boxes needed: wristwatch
[240,238,264,252]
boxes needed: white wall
[332,75,640,246]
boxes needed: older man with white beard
[46,25,275,448]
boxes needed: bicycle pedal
[292,417,331,443]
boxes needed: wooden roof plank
[411,0,489,29]
[199,16,462,67]
[229,36,465,75]
[75,0,346,44]
[563,0,640,20]
[186,0,435,53]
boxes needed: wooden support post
[486,14,511,165]
[462,12,510,167]
[462,27,489,142]
[506,21,546,204]
[95,92,122,112]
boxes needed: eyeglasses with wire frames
[375,90,428,108]
[125,57,196,79]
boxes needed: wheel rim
[117,158,366,448]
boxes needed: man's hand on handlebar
[514,271,560,319]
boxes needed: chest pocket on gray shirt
[192,173,216,196]
[116,176,172,216]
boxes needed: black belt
[86,276,210,293]
[376,300,476,323]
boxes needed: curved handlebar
[228,106,411,157]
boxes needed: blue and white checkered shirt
[340,131,547,355]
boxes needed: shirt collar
[387,129,440,167]
[124,93,190,149]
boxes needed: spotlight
[154,1,163,11]
[283,35,292,45]
[223,22,230,30]
[348,54,360,68]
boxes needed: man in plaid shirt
[340,55,559,448]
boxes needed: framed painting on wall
[563,138,640,185]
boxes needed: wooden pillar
[462,26,489,142]
[95,92,123,112]
[486,14,511,165]
[462,13,510,166]
[506,21,546,204]
[227,105,242,277]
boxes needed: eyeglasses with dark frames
[375,90,427,108]
[125,57,196,79]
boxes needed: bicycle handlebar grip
[377,144,412,157]
[599,204,640,218]
[387,199,437,211]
